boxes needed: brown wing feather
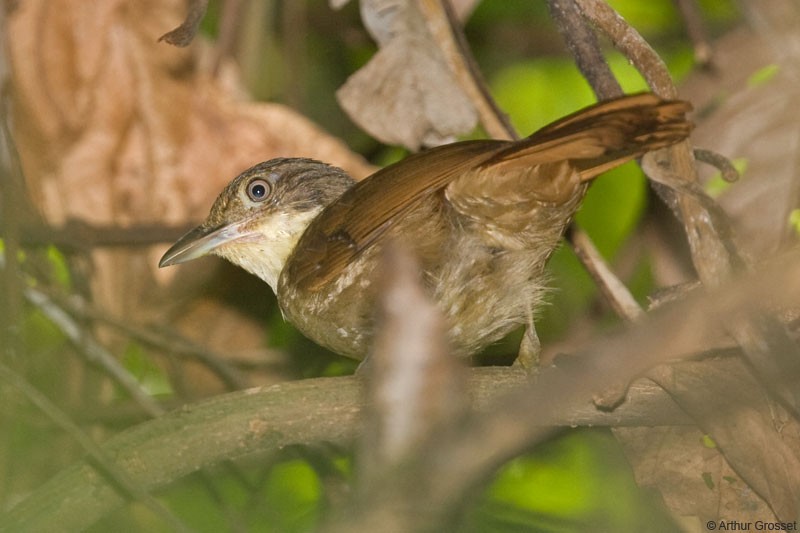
[288,93,692,292]
[448,94,693,210]
[481,93,693,179]
[286,140,510,290]
[527,93,689,139]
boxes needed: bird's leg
[514,317,541,373]
[354,354,373,376]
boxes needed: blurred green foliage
[469,429,677,532]
[747,63,780,87]
[122,343,174,398]
[89,453,328,533]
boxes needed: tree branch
[5,368,689,531]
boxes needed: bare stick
[22,287,165,418]
[694,148,740,183]
[568,225,643,322]
[417,0,517,140]
[548,0,623,99]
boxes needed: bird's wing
[285,139,509,291]
[287,94,692,292]
[444,94,693,216]
[479,93,692,181]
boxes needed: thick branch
[6,368,689,531]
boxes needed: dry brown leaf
[158,0,209,47]
[336,0,477,149]
[616,426,776,523]
[6,0,372,379]
[682,4,800,258]
[648,360,800,521]
[615,357,800,522]
[8,0,372,229]
[330,0,481,25]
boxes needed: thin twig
[159,0,210,47]
[213,0,247,76]
[781,128,800,248]
[282,0,309,111]
[568,226,644,322]
[673,0,713,68]
[22,287,165,417]
[18,220,195,251]
[546,0,638,326]
[0,87,29,359]
[417,0,517,140]
[55,293,249,391]
[641,152,744,277]
[574,0,678,98]
[574,0,746,283]
[694,148,740,183]
[567,225,644,408]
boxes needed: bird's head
[159,158,355,292]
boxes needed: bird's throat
[214,208,322,293]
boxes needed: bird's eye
[246,179,271,202]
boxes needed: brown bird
[160,93,692,360]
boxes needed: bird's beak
[159,221,255,267]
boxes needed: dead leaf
[682,4,800,258]
[330,0,481,24]
[159,0,209,47]
[616,425,776,523]
[336,0,477,149]
[646,359,800,521]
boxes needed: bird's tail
[482,93,693,181]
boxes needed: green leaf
[576,163,647,259]
[0,238,28,265]
[490,52,695,141]
[607,0,680,36]
[536,246,594,341]
[701,434,718,449]
[491,59,597,136]
[698,0,740,22]
[22,308,68,353]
